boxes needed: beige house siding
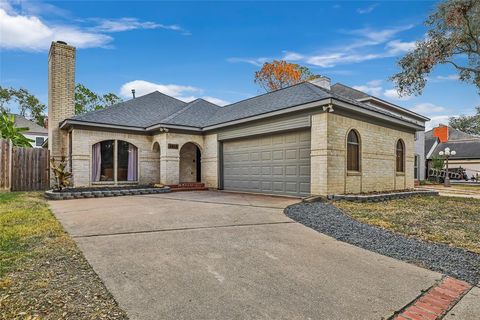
[69,113,414,195]
[71,128,159,187]
[310,112,414,195]
[70,129,217,187]
[202,133,219,188]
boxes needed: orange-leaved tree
[254,60,319,92]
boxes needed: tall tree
[254,60,319,92]
[75,84,123,115]
[392,0,480,96]
[0,86,46,126]
[449,106,480,134]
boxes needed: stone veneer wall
[311,112,414,195]
[71,129,159,187]
[70,129,219,188]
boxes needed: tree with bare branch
[392,0,480,96]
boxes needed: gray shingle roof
[429,140,480,159]
[203,82,331,126]
[66,81,425,130]
[331,83,369,100]
[162,99,221,127]
[12,114,47,134]
[71,91,187,127]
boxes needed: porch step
[167,183,208,192]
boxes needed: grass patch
[334,196,480,254]
[0,192,127,319]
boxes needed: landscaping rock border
[285,201,480,284]
[45,187,171,200]
[327,190,439,202]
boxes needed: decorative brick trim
[392,276,473,320]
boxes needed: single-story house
[48,41,429,197]
[12,114,48,148]
[425,124,480,179]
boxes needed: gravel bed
[285,202,480,284]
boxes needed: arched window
[396,139,405,173]
[92,140,138,182]
[347,130,360,171]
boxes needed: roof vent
[309,76,331,90]
[56,40,67,45]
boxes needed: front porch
[69,128,219,189]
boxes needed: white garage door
[222,130,311,196]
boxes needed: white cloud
[386,40,416,55]
[277,25,415,68]
[353,80,383,96]
[0,1,187,51]
[434,74,460,81]
[0,8,112,50]
[357,3,379,14]
[90,18,184,33]
[383,88,412,101]
[202,96,230,106]
[226,57,270,66]
[120,80,201,99]
[410,103,446,114]
[119,80,229,106]
[425,115,456,131]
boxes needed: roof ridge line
[159,100,199,123]
[220,81,309,109]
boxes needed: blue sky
[1,0,479,129]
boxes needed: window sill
[347,171,362,176]
[396,172,405,176]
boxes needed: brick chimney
[309,76,331,91]
[433,124,449,142]
[48,41,75,166]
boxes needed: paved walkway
[50,191,446,319]
[417,185,480,199]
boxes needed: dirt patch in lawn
[334,195,480,254]
[0,192,128,319]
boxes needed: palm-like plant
[0,111,34,147]
[50,156,72,191]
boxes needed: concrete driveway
[50,191,442,320]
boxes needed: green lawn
[334,196,480,254]
[0,192,127,319]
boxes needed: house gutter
[202,99,331,131]
[357,96,430,121]
[61,97,425,134]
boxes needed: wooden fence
[0,139,50,191]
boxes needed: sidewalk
[417,185,480,199]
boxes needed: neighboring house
[12,114,48,148]
[425,125,480,179]
[48,41,429,196]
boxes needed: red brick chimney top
[433,124,449,142]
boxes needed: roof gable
[12,114,47,134]
[71,91,187,128]
[65,81,427,131]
